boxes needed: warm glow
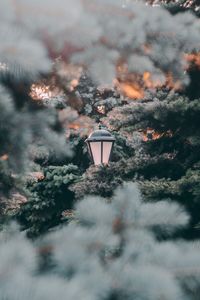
[67,116,96,136]
[68,123,80,130]
[165,73,182,90]
[142,128,173,141]
[29,74,63,101]
[30,83,52,100]
[97,105,106,114]
[115,72,181,99]
[116,71,182,100]
[61,107,96,137]
[0,154,9,161]
[115,59,183,100]
[69,78,79,91]
[185,53,200,69]
[56,62,82,91]
[118,82,144,99]
[143,72,163,88]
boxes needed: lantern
[85,126,115,165]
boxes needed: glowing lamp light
[85,126,115,166]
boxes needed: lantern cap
[85,124,115,165]
[85,126,115,143]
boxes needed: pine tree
[1,1,200,298]
[151,0,200,17]
[2,184,200,300]
[104,88,200,238]
[6,0,199,236]
[16,164,80,237]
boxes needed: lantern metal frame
[85,127,116,165]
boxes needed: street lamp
[85,125,115,166]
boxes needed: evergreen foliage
[158,0,200,17]
[140,168,200,238]
[17,164,80,237]
[2,184,200,300]
[0,0,200,298]
[105,90,200,237]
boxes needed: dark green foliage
[103,90,200,238]
[0,161,13,200]
[0,81,69,203]
[70,130,136,199]
[108,91,200,175]
[3,184,200,300]
[140,167,200,238]
[71,164,123,199]
[148,0,200,17]
[112,132,136,162]
[68,134,90,171]
[1,1,200,297]
[17,164,80,237]
[21,87,200,239]
[75,74,123,121]
[164,0,200,17]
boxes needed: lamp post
[85,125,115,166]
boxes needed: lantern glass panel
[90,141,102,165]
[102,141,113,164]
